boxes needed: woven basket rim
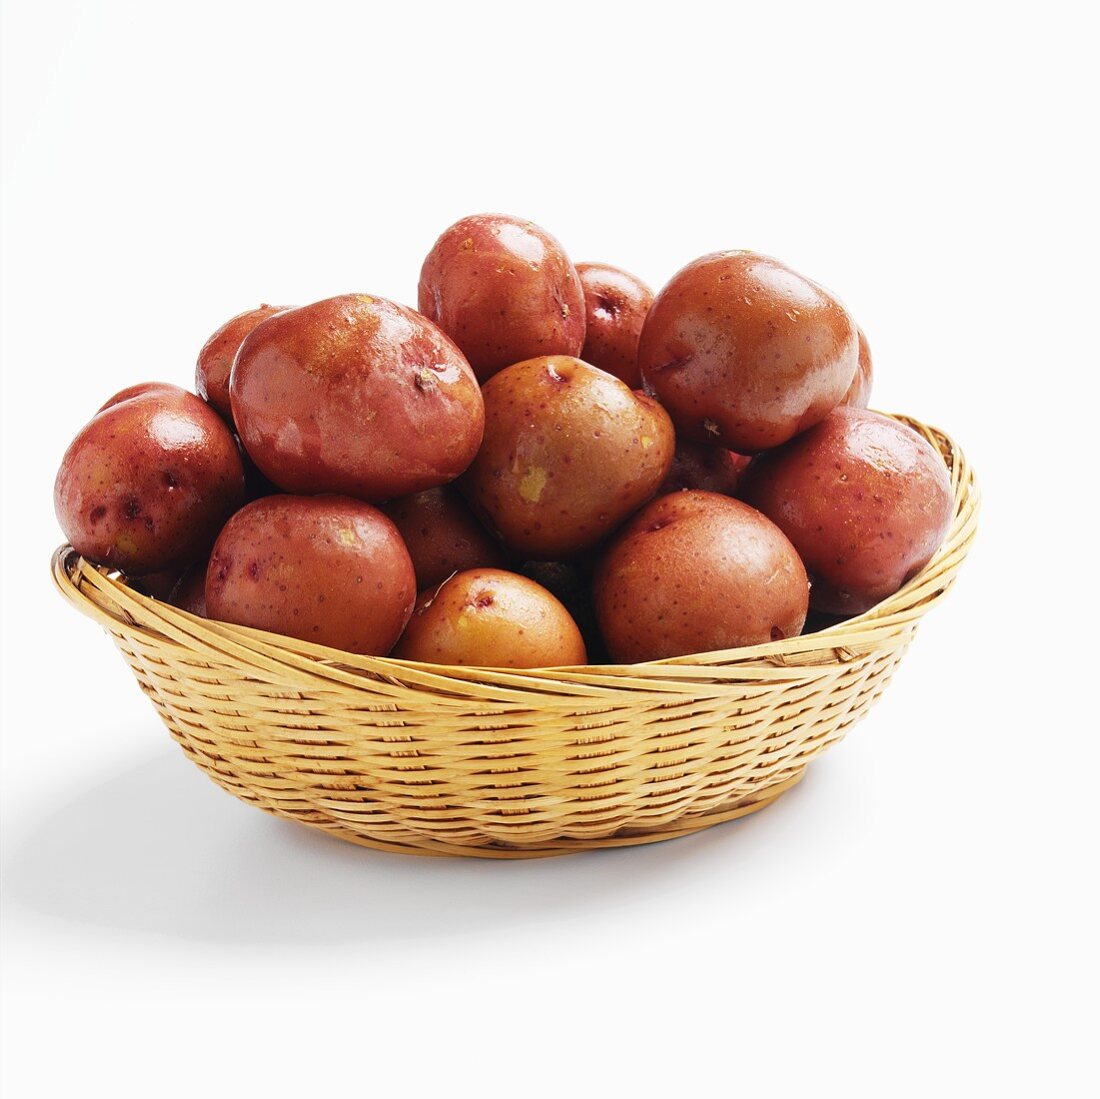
[52,412,979,688]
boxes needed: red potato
[418,213,585,382]
[196,305,290,421]
[594,491,809,663]
[381,486,507,589]
[231,294,484,501]
[740,407,953,615]
[638,251,858,452]
[55,388,245,574]
[393,569,587,668]
[658,439,751,497]
[98,382,187,414]
[461,355,675,559]
[842,327,874,408]
[575,262,654,387]
[206,495,414,655]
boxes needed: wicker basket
[51,414,978,858]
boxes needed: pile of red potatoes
[54,213,952,667]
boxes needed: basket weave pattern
[52,416,978,858]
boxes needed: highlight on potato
[54,214,961,668]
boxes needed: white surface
[1,1,1097,1095]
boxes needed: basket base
[292,769,806,859]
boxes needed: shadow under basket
[52,415,978,859]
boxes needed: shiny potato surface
[393,568,587,668]
[576,262,653,387]
[638,251,857,451]
[418,213,585,382]
[196,304,290,420]
[231,294,484,501]
[740,407,952,614]
[461,356,674,559]
[55,388,245,574]
[205,494,415,655]
[594,490,809,662]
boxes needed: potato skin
[576,262,653,387]
[196,305,290,421]
[231,294,484,501]
[393,568,587,668]
[54,389,245,574]
[740,408,952,615]
[205,495,414,655]
[638,251,857,452]
[381,486,507,589]
[98,382,188,414]
[842,327,874,408]
[418,214,585,383]
[658,439,751,497]
[461,356,675,559]
[594,491,809,662]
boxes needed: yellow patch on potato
[517,466,548,504]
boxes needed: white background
[1,1,1097,1095]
